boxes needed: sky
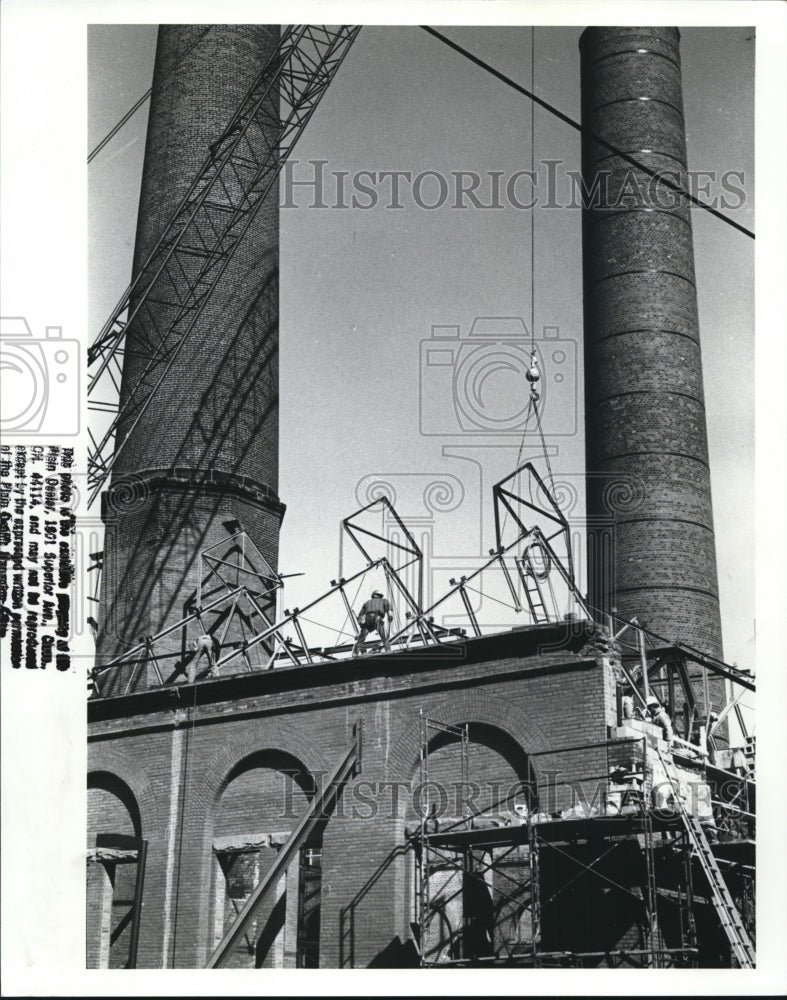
[88,22,755,686]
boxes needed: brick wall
[88,629,619,968]
[579,28,725,725]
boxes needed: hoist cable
[532,396,556,498]
[499,393,536,544]
[530,26,536,356]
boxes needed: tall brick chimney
[580,29,724,688]
[97,26,283,688]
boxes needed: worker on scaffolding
[645,695,674,745]
[353,590,393,657]
[190,629,220,681]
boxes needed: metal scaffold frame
[90,466,591,692]
[612,620,755,747]
[520,736,688,969]
[414,712,537,967]
[90,528,284,694]
[387,461,591,648]
[91,496,433,689]
[410,721,754,969]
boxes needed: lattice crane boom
[87,24,362,506]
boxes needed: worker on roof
[646,695,673,744]
[353,590,393,657]
[190,630,220,682]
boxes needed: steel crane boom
[87,24,361,506]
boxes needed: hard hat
[646,695,660,707]
[372,590,383,598]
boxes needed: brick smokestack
[97,26,283,687]
[580,28,724,680]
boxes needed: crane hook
[526,350,540,399]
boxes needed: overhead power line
[421,25,754,240]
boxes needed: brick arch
[87,742,159,837]
[385,690,554,787]
[185,719,332,961]
[191,722,328,866]
[88,770,142,838]
[199,719,332,813]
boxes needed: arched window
[87,772,146,969]
[404,722,536,966]
[210,750,322,968]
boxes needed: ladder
[743,735,756,777]
[521,569,550,624]
[654,748,755,968]
[641,813,662,966]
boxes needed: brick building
[88,25,755,971]
[89,623,620,968]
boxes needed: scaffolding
[413,717,754,969]
[90,528,285,695]
[415,712,536,966]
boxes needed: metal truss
[87,24,362,506]
[343,495,425,611]
[90,465,593,692]
[90,497,431,690]
[216,496,436,670]
[616,631,756,762]
[493,461,575,581]
[197,528,280,609]
[90,529,284,694]
[389,462,591,646]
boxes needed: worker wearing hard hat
[353,590,393,656]
[646,695,673,744]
